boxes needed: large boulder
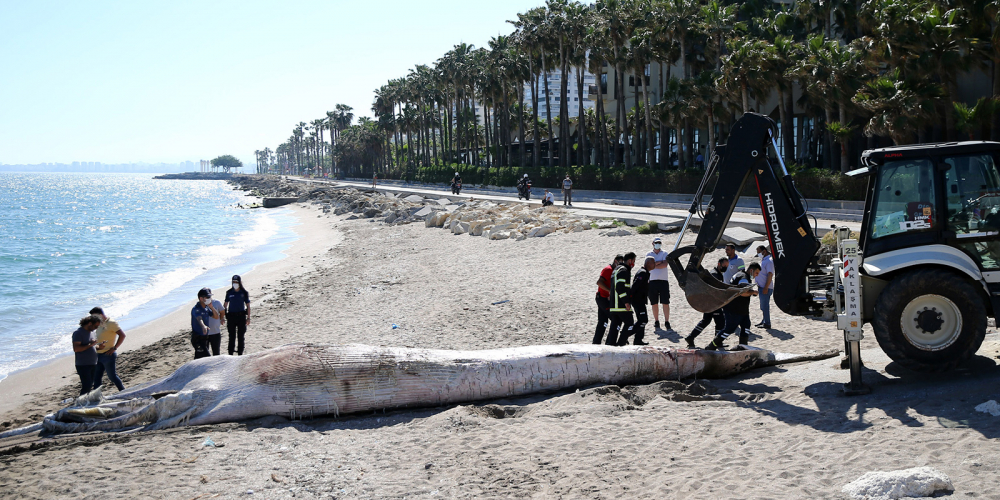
[489,231,510,240]
[528,225,555,238]
[601,228,632,237]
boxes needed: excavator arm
[667,113,821,315]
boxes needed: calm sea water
[0,173,296,382]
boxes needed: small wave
[100,211,279,319]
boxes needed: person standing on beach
[608,252,636,346]
[645,237,672,332]
[620,256,652,346]
[755,245,774,329]
[90,307,126,392]
[685,258,729,348]
[206,291,225,356]
[191,288,213,359]
[562,174,573,206]
[705,263,760,351]
[224,275,251,355]
[593,254,623,345]
[372,173,378,189]
[71,315,104,395]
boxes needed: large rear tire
[872,268,987,372]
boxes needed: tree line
[257,0,1000,181]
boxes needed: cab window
[944,154,1000,234]
[944,154,1000,269]
[871,159,936,239]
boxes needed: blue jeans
[759,289,772,325]
[94,352,125,391]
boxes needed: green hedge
[387,164,867,201]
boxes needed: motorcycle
[517,180,532,200]
[451,180,462,195]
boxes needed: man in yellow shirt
[90,307,126,392]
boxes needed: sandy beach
[2,195,999,499]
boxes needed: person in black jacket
[619,256,652,346]
[705,263,760,351]
[685,258,729,348]
[223,275,251,355]
[608,252,636,347]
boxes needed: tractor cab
[846,141,1000,371]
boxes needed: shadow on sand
[724,354,1000,438]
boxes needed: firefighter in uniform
[685,257,729,348]
[620,256,652,346]
[706,263,761,350]
[608,252,636,346]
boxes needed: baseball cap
[652,237,662,243]
[198,287,212,298]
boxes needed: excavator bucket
[679,268,751,313]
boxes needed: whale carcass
[5,343,834,436]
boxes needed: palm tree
[853,69,942,145]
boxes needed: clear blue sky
[0,0,543,166]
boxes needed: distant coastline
[153,171,234,180]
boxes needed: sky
[0,0,544,167]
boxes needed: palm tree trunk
[576,66,586,167]
[741,83,749,114]
[839,103,849,173]
[823,107,834,170]
[777,88,789,160]
[676,126,686,170]
[641,69,654,168]
[519,85,527,167]
[618,67,629,168]
[543,53,554,169]
[706,108,716,165]
[783,89,795,163]
[558,38,570,169]
[993,58,1000,141]
[595,79,606,168]
[531,63,540,168]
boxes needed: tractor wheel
[872,268,987,372]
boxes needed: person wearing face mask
[645,238,672,332]
[205,290,225,356]
[191,288,213,359]
[754,245,775,329]
[90,307,126,392]
[224,275,251,356]
[684,258,729,348]
[619,256,652,346]
[608,252,636,346]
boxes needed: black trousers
[609,311,634,346]
[718,311,752,345]
[626,303,648,345]
[191,332,210,360]
[227,311,247,355]
[593,295,611,344]
[689,310,726,340]
[76,364,97,395]
[207,334,222,356]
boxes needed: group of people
[593,237,775,351]
[71,307,127,395]
[190,275,251,360]
[70,275,253,396]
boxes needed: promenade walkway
[289,176,862,237]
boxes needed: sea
[0,172,297,383]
